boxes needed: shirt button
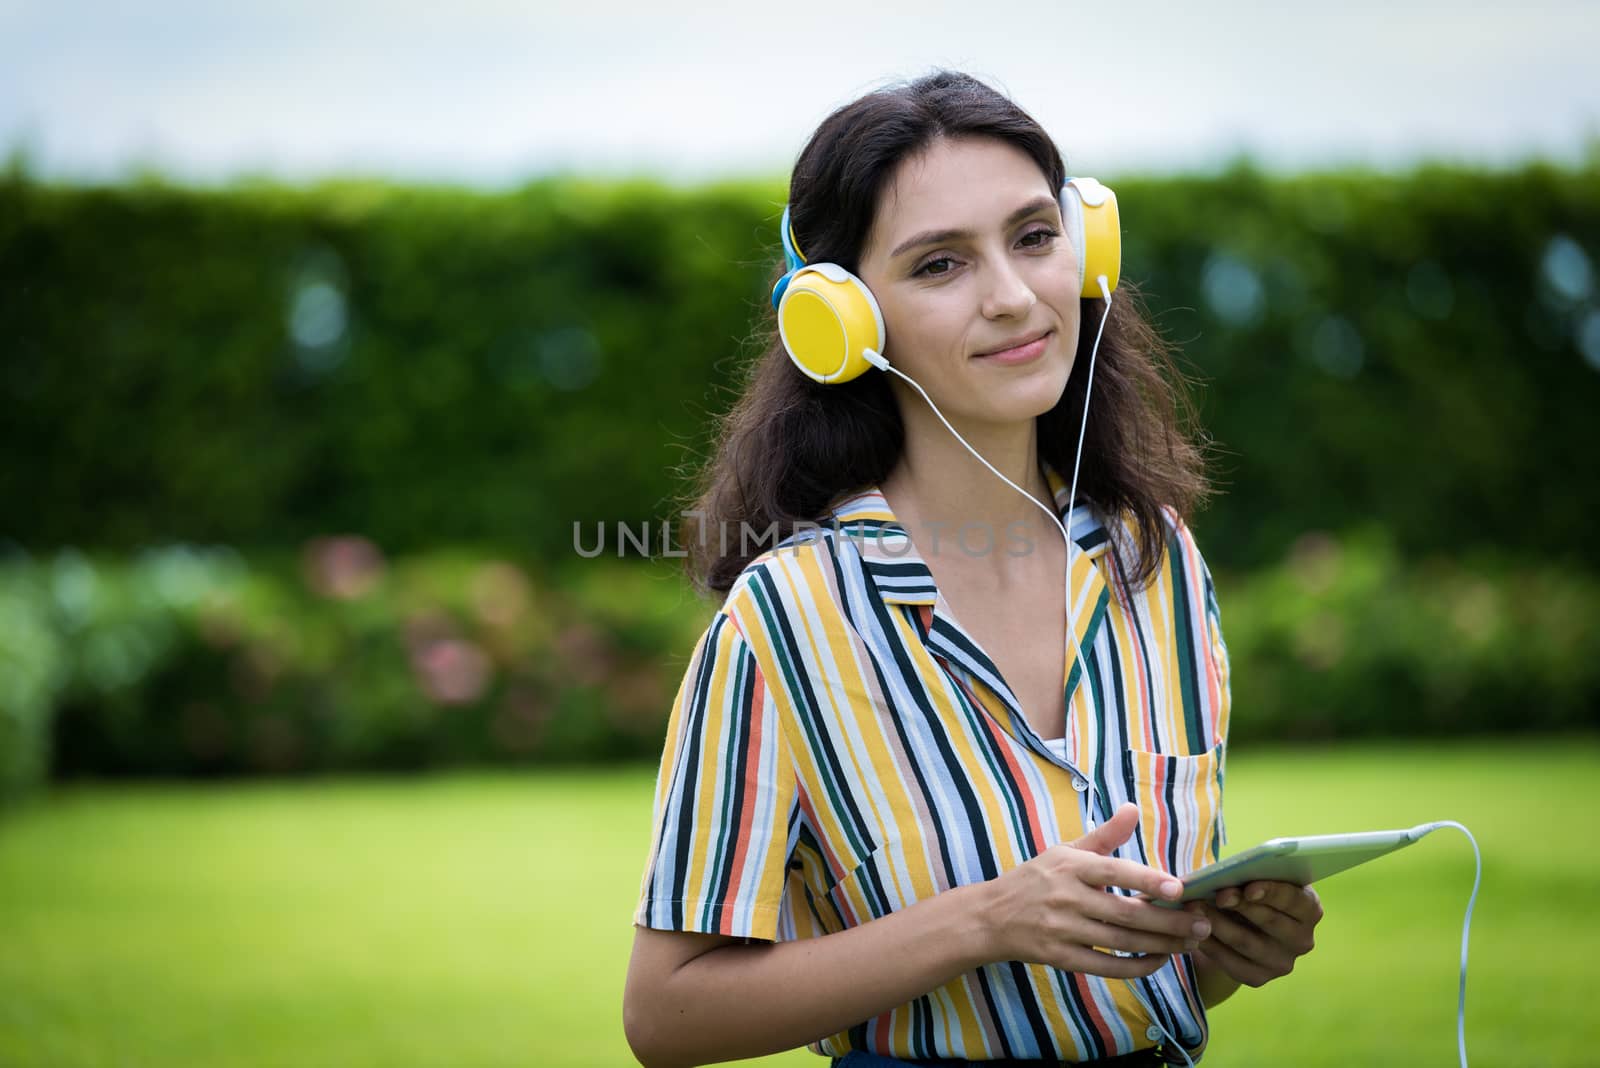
[1071,776,1089,792]
[1145,1025,1164,1042]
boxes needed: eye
[912,226,1061,278]
[1020,225,1060,248]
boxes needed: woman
[623,70,1322,1068]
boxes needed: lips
[974,329,1051,358]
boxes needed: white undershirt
[1041,736,1069,760]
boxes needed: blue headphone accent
[770,204,809,310]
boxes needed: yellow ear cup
[1060,177,1122,299]
[775,264,887,384]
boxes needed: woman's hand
[1189,881,1323,992]
[979,802,1213,979]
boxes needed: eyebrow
[889,195,1060,260]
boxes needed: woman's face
[857,135,1081,428]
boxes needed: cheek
[884,299,962,363]
[1043,257,1083,306]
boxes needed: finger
[1229,902,1315,955]
[1068,803,1140,856]
[1080,854,1184,902]
[1235,882,1312,920]
[1198,903,1294,977]
[1240,881,1322,925]
[1098,894,1213,941]
[1195,931,1274,988]
[1072,915,1199,957]
[1055,945,1172,981]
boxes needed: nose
[980,255,1037,320]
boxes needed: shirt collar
[822,460,1111,606]
[817,459,1116,771]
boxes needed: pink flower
[412,638,492,705]
[301,536,386,600]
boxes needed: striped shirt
[634,461,1232,1063]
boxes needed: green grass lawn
[2,736,1597,1067]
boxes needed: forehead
[865,137,1053,261]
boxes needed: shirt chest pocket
[1121,742,1226,878]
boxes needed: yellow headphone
[770,177,1121,384]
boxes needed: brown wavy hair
[676,69,1213,601]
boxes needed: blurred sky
[2,0,1598,187]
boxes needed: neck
[878,399,1062,573]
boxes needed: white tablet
[1150,825,1437,908]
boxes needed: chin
[978,383,1068,425]
[1002,365,1072,414]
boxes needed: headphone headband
[780,205,807,271]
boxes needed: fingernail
[1192,920,1211,938]
[1247,887,1265,902]
[1161,879,1182,898]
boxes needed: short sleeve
[633,610,799,942]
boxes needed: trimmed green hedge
[3,536,1597,800]
[1221,527,1600,741]
[2,161,1598,571]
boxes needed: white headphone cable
[871,277,1207,1064]
[864,276,1482,1067]
[1122,820,1481,1068]
[863,273,1114,705]
[1413,820,1481,1068]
